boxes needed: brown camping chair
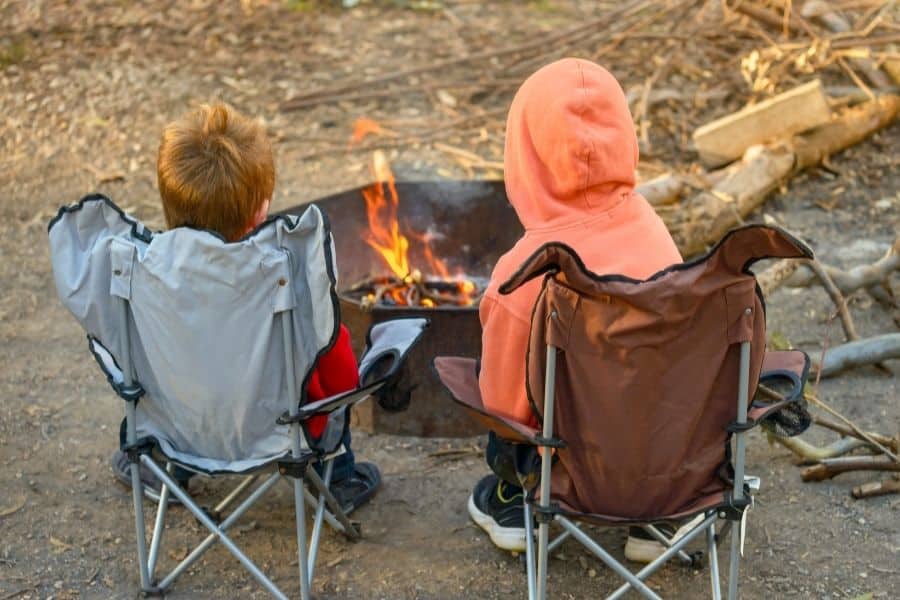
[434,225,815,600]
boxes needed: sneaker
[624,513,706,563]
[328,462,382,515]
[110,449,186,505]
[467,474,527,552]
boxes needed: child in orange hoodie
[467,59,685,561]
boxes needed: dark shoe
[328,462,381,515]
[624,513,705,563]
[110,449,188,505]
[467,474,527,551]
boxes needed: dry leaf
[0,495,26,518]
[50,536,73,553]
[435,89,457,108]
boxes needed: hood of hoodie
[504,58,639,231]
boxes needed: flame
[361,151,410,279]
[360,150,479,307]
[350,117,385,146]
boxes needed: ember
[353,150,483,308]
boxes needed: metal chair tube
[728,341,751,600]
[536,344,557,600]
[281,311,311,600]
[120,299,151,591]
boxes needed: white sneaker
[624,513,706,563]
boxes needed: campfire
[346,151,484,310]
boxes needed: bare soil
[1,1,898,599]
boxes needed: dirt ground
[1,1,898,599]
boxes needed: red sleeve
[304,324,359,439]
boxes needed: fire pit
[281,166,521,437]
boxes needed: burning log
[348,151,483,310]
[349,271,482,310]
[669,95,900,258]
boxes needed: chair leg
[156,472,282,591]
[305,468,360,539]
[707,519,722,600]
[524,501,536,600]
[307,459,334,582]
[293,475,311,600]
[141,457,288,599]
[147,463,174,581]
[130,458,152,591]
[557,517,662,600]
[727,521,741,600]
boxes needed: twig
[804,258,859,342]
[805,392,900,463]
[837,56,876,101]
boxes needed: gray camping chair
[49,195,428,599]
[435,226,814,599]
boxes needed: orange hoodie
[479,58,683,426]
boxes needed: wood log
[692,80,832,167]
[801,456,900,482]
[801,0,893,90]
[814,333,900,378]
[669,95,900,257]
[852,478,900,499]
[636,173,686,206]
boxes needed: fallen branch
[761,238,899,297]
[813,415,899,452]
[768,431,871,463]
[801,456,900,481]
[813,333,900,379]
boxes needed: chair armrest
[280,380,385,423]
[358,317,429,383]
[432,356,544,445]
[736,349,813,437]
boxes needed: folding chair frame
[526,341,755,600]
[117,299,367,600]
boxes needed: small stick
[801,456,900,481]
[805,392,900,463]
[812,415,898,451]
[804,258,860,342]
[852,478,900,499]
